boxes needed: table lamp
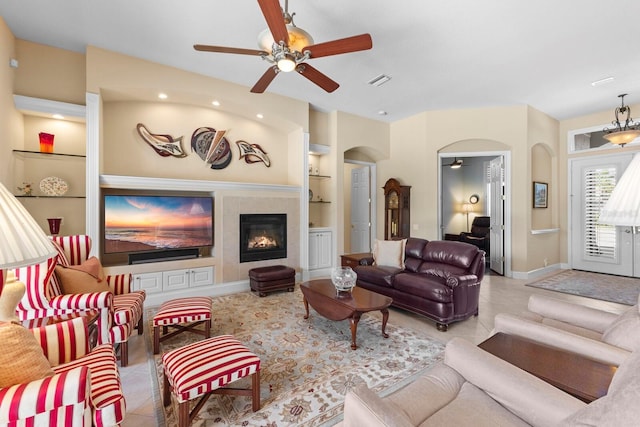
[599,152,640,226]
[0,182,57,322]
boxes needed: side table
[340,252,372,268]
[23,310,100,349]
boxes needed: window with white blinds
[584,166,617,259]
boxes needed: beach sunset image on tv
[104,195,213,254]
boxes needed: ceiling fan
[194,0,373,94]
[445,158,466,169]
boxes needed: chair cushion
[373,239,406,268]
[153,297,212,326]
[112,291,145,326]
[0,322,54,388]
[53,343,125,427]
[162,335,260,403]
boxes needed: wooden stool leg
[178,402,190,427]
[205,319,211,338]
[137,316,144,335]
[154,326,160,354]
[120,342,128,367]
[251,371,260,412]
[163,373,171,406]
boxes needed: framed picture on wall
[533,181,548,208]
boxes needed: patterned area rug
[526,269,640,306]
[146,287,444,426]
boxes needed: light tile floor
[119,271,629,426]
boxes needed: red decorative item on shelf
[47,217,62,236]
[39,132,55,153]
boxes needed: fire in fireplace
[239,213,287,263]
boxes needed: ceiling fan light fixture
[450,158,463,169]
[277,55,296,72]
[257,25,313,54]
[603,94,640,147]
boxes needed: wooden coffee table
[300,279,393,349]
[479,333,617,403]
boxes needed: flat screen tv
[103,194,213,256]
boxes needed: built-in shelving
[13,149,86,159]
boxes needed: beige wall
[0,17,21,187]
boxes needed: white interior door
[350,166,371,253]
[489,156,505,275]
[571,153,634,275]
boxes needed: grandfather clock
[383,178,411,240]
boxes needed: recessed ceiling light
[158,93,168,99]
[591,77,614,87]
[256,113,264,119]
[378,110,388,116]
[52,114,65,120]
[212,100,220,106]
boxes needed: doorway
[439,152,510,276]
[570,153,639,277]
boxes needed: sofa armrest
[0,366,90,424]
[528,294,619,333]
[342,384,414,427]
[445,338,586,427]
[49,291,113,311]
[492,313,630,366]
[448,274,478,288]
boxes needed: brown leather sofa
[354,238,485,331]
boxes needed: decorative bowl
[331,266,357,293]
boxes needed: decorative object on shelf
[309,189,313,201]
[331,266,357,294]
[17,182,33,196]
[47,217,62,236]
[309,163,313,174]
[236,140,271,167]
[314,167,319,175]
[533,181,548,208]
[603,94,640,147]
[38,132,55,153]
[190,127,232,169]
[39,176,68,196]
[0,182,57,322]
[136,123,187,158]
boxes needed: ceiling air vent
[367,74,391,87]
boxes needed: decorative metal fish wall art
[136,123,188,158]
[236,140,271,167]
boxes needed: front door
[570,153,634,275]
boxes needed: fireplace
[239,214,287,263]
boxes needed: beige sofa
[492,294,640,365]
[339,337,640,426]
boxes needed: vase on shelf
[47,217,62,236]
[39,132,55,153]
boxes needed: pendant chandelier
[603,94,640,147]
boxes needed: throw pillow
[601,305,640,351]
[0,322,54,388]
[373,239,406,269]
[55,257,111,295]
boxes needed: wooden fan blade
[194,44,266,56]
[251,66,279,93]
[304,34,373,58]
[296,63,339,93]
[258,0,289,45]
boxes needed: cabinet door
[309,232,320,270]
[318,231,332,268]
[190,266,214,288]
[163,269,190,291]
[133,272,162,294]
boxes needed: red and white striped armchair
[0,317,126,426]
[13,235,145,366]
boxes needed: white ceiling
[3,0,640,123]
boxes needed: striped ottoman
[153,297,212,354]
[162,335,261,427]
